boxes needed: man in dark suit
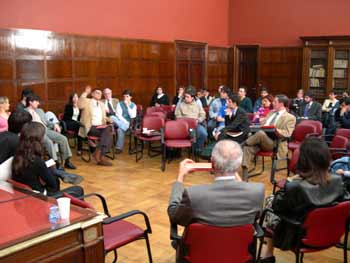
[168,140,265,227]
[0,111,32,164]
[214,92,250,143]
[297,91,322,122]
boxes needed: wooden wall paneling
[46,34,72,58]
[258,47,303,98]
[207,47,230,93]
[74,60,97,78]
[0,58,13,79]
[98,38,120,58]
[74,36,99,58]
[47,59,73,79]
[0,82,16,105]
[47,81,74,101]
[0,29,14,57]
[16,59,44,81]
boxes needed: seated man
[0,111,32,164]
[242,94,296,181]
[114,89,137,154]
[214,92,250,144]
[175,86,208,150]
[16,87,32,112]
[78,86,114,166]
[335,97,350,129]
[102,88,119,122]
[208,86,231,135]
[289,89,304,116]
[238,86,253,113]
[297,91,322,122]
[168,139,264,226]
[25,93,76,170]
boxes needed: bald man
[168,140,265,227]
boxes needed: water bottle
[49,205,60,224]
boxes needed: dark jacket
[239,97,253,113]
[0,131,19,164]
[298,101,322,121]
[219,107,250,143]
[272,174,344,249]
[63,104,81,122]
[150,94,169,106]
[289,98,304,116]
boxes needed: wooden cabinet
[301,36,350,100]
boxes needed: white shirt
[72,107,80,121]
[91,99,103,126]
[116,102,137,124]
[264,109,286,125]
[215,175,236,181]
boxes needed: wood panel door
[175,41,207,89]
[239,46,258,100]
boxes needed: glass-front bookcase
[301,36,350,101]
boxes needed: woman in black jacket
[12,122,83,197]
[150,86,169,106]
[63,93,82,153]
[259,137,344,263]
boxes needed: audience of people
[2,83,350,262]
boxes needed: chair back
[292,123,316,142]
[142,115,164,131]
[300,120,322,136]
[177,118,198,130]
[63,193,95,210]
[330,135,348,159]
[164,120,189,140]
[182,223,254,263]
[301,202,350,247]
[336,128,350,141]
[288,146,300,174]
[148,111,166,119]
[160,105,173,113]
[7,179,32,190]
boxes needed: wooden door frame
[175,40,208,89]
[231,45,260,92]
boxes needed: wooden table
[0,186,104,262]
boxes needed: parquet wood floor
[64,146,347,263]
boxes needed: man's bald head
[211,140,243,175]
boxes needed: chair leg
[295,249,300,263]
[300,252,304,263]
[144,234,153,263]
[344,221,349,263]
[161,145,166,171]
[112,249,118,263]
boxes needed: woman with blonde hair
[0,96,10,132]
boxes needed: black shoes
[259,256,276,263]
[64,160,76,170]
[115,149,123,154]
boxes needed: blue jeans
[110,115,129,150]
[195,124,208,149]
